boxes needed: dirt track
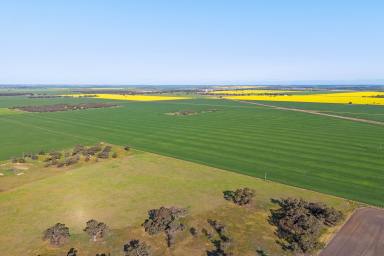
[233,100,384,126]
[320,207,384,256]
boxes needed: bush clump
[43,223,70,246]
[72,144,85,156]
[83,145,103,156]
[123,240,151,256]
[270,198,343,253]
[223,187,254,206]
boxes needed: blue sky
[0,0,383,85]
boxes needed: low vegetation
[206,219,233,256]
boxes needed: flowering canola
[225,91,384,105]
[64,94,190,101]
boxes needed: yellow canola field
[65,94,191,101]
[211,89,298,95]
[225,91,384,105]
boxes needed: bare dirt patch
[10,103,117,113]
[320,207,384,256]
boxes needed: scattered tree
[269,198,343,253]
[142,207,186,247]
[84,219,109,241]
[43,223,70,246]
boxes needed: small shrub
[223,187,254,206]
[190,227,198,237]
[123,240,151,256]
[67,248,78,256]
[256,249,269,256]
[97,151,109,159]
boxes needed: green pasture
[0,96,383,205]
[0,152,353,255]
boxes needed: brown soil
[319,207,384,256]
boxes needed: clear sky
[1,0,383,85]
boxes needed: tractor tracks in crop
[233,100,384,127]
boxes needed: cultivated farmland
[66,94,191,101]
[224,91,384,105]
[0,95,384,206]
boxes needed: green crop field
[250,100,384,122]
[0,150,354,255]
[0,96,384,206]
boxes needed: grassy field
[0,150,355,256]
[0,96,383,205]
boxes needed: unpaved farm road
[320,208,384,256]
[233,100,384,126]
